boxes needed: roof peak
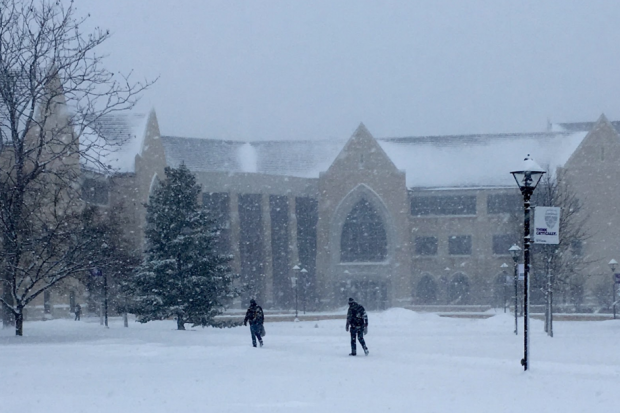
[596,112,610,125]
[352,122,372,139]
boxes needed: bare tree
[531,172,592,308]
[0,0,153,335]
[79,202,141,321]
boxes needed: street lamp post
[300,268,308,314]
[291,264,300,320]
[290,275,298,319]
[511,155,546,371]
[104,269,108,328]
[509,244,521,335]
[501,263,509,313]
[609,259,618,319]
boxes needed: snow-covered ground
[1,309,619,413]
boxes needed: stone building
[96,112,620,312]
[12,107,620,318]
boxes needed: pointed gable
[564,113,620,170]
[326,123,400,175]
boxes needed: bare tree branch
[0,0,154,335]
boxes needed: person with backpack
[243,299,264,347]
[346,297,369,356]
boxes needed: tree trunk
[15,311,23,336]
[2,272,15,327]
[177,316,185,330]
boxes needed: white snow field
[1,308,619,413]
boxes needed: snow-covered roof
[550,120,620,133]
[160,136,345,178]
[80,113,150,173]
[160,129,588,189]
[379,132,587,188]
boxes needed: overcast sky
[78,0,620,141]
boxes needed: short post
[290,265,299,320]
[300,268,308,314]
[501,263,509,313]
[104,270,108,328]
[546,255,554,337]
[509,245,521,335]
[609,259,618,319]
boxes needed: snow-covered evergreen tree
[126,164,238,330]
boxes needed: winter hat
[250,299,256,305]
[348,297,355,304]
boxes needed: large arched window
[340,198,387,262]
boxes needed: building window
[270,195,290,308]
[493,234,517,255]
[202,192,231,253]
[449,235,471,255]
[238,194,264,301]
[82,178,109,205]
[341,198,387,262]
[487,194,521,214]
[411,195,476,216]
[296,197,318,306]
[415,236,438,256]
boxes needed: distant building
[89,112,616,312]
[15,108,620,317]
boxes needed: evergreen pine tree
[127,164,238,330]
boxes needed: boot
[349,352,356,356]
[364,348,369,356]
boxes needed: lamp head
[510,155,546,194]
[509,244,521,262]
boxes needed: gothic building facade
[94,112,619,312]
[17,109,620,317]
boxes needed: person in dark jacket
[74,304,81,321]
[346,297,369,356]
[244,299,264,347]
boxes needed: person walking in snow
[74,304,81,321]
[244,299,264,347]
[346,297,369,356]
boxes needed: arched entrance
[416,273,438,304]
[447,272,470,304]
[493,273,509,309]
[333,187,392,310]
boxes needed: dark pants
[350,326,367,354]
[250,324,263,347]
[74,312,80,321]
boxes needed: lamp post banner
[518,264,524,281]
[615,273,620,284]
[534,207,560,244]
